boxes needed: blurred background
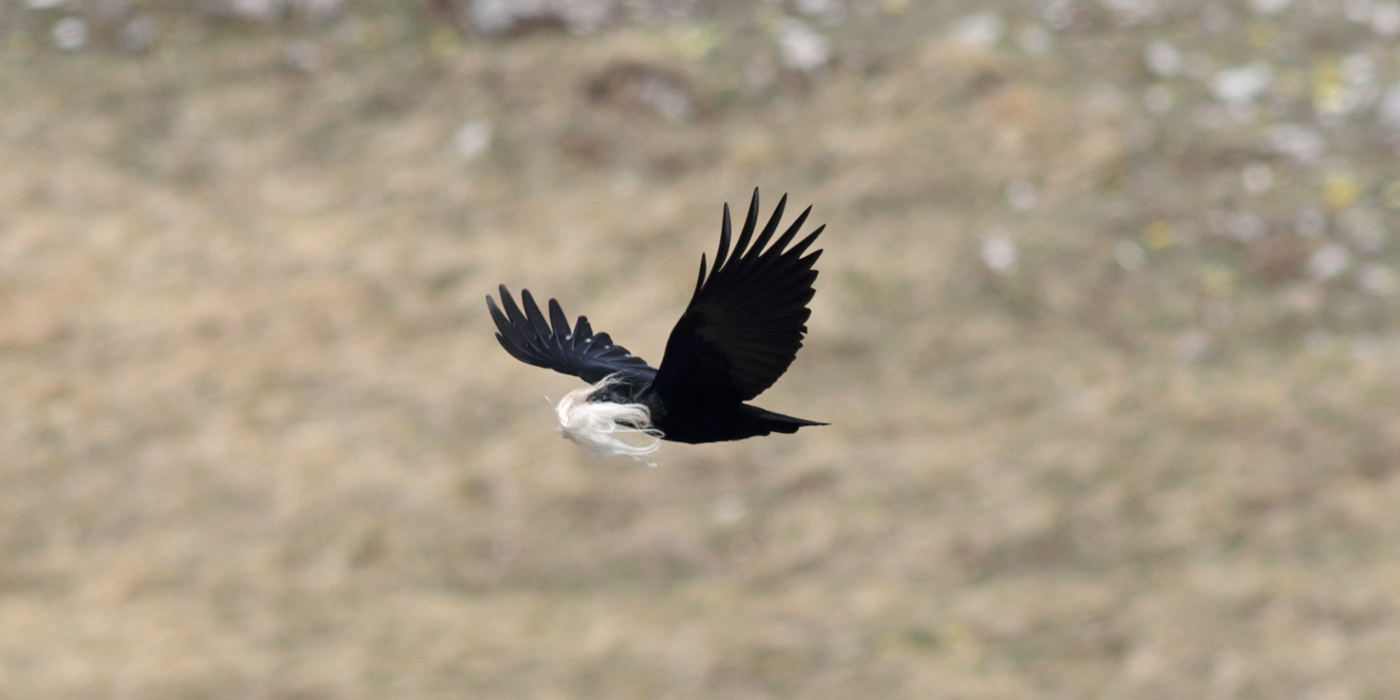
[3,0,1400,697]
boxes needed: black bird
[486,189,827,462]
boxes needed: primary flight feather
[486,188,826,461]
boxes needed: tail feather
[747,406,828,434]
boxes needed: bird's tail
[747,406,828,434]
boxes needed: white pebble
[1307,244,1353,280]
[1263,124,1324,164]
[1249,0,1292,14]
[1341,53,1377,86]
[228,0,288,21]
[1144,40,1183,77]
[777,19,831,72]
[1211,62,1273,104]
[793,0,835,16]
[52,16,87,51]
[980,237,1017,272]
[1346,0,1374,22]
[1373,2,1400,34]
[1114,240,1146,270]
[950,12,1005,48]
[452,120,493,159]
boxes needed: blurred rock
[1144,40,1183,77]
[51,16,87,50]
[1263,124,1324,164]
[122,15,158,53]
[203,0,344,22]
[468,0,613,35]
[1248,0,1292,14]
[217,0,284,20]
[1373,2,1400,34]
[284,40,322,72]
[1345,0,1375,22]
[1210,62,1272,104]
[1314,54,1379,117]
[793,0,838,17]
[777,19,831,72]
[451,120,493,159]
[1307,244,1353,281]
[949,12,1004,49]
[1114,240,1145,270]
[980,236,1017,273]
[587,63,698,122]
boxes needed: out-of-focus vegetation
[2,0,1399,697]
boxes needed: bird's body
[487,189,826,462]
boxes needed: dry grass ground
[2,1,1400,698]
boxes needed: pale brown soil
[2,2,1399,698]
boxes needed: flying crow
[486,189,826,464]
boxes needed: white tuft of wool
[555,377,663,466]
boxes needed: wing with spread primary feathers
[487,285,655,384]
[652,189,824,403]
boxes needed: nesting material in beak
[554,378,663,466]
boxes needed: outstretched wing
[486,285,655,384]
[652,189,824,403]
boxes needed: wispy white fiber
[555,375,663,466]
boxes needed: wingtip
[714,205,732,273]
